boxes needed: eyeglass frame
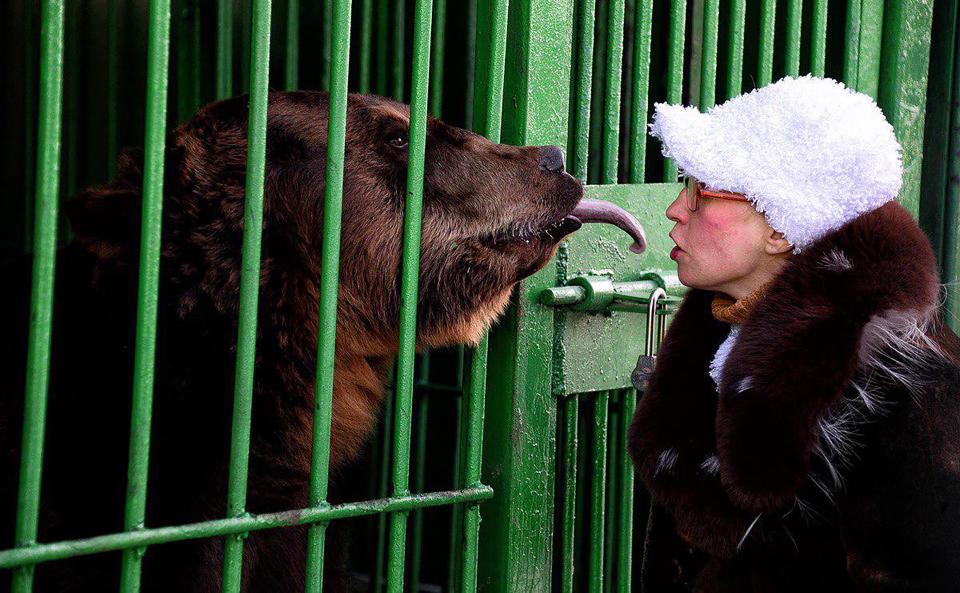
[683,176,751,212]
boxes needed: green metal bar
[376,0,388,95]
[408,358,430,593]
[465,0,478,128]
[322,0,332,92]
[845,0,884,98]
[785,0,803,77]
[217,0,232,98]
[359,0,373,93]
[285,0,300,90]
[699,0,719,110]
[616,389,636,593]
[725,0,746,99]
[11,1,65,590]
[603,401,619,593]
[429,0,446,116]
[385,1,432,588]
[0,487,495,570]
[305,0,352,591]
[392,0,406,101]
[373,390,395,592]
[843,0,862,87]
[477,0,574,587]
[588,0,607,184]
[447,395,464,591]
[627,0,652,183]
[107,0,120,175]
[117,0,172,590]
[602,0,625,184]
[588,392,609,593]
[558,397,578,593]
[220,0,272,590]
[811,0,828,76]
[757,0,776,87]
[877,0,934,219]
[570,0,595,180]
[663,0,685,181]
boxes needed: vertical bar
[408,357,430,593]
[217,0,233,98]
[843,0,862,87]
[810,0,828,76]
[725,0,746,98]
[558,397,578,593]
[220,0,271,590]
[358,0,373,93]
[570,0,595,180]
[663,0,686,181]
[603,401,619,593]
[447,396,464,591]
[322,0,333,91]
[429,0,446,116]
[588,0,607,184]
[117,0,172,590]
[785,0,803,77]
[587,392,609,593]
[385,1,432,589]
[757,0,776,87]
[464,0,478,128]
[285,0,300,90]
[372,390,395,593]
[305,0,353,591]
[845,0,884,98]
[11,1,65,590]
[615,389,636,593]
[601,0,625,184]
[698,0,719,110]
[946,63,960,325]
[392,0,407,101]
[376,0,388,95]
[627,0,652,183]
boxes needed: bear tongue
[569,199,647,255]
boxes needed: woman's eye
[389,136,408,149]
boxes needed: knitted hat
[649,75,903,251]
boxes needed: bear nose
[539,145,566,173]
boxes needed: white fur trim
[649,76,902,250]
[709,326,740,390]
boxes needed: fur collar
[629,201,949,558]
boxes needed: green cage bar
[464,0,478,128]
[117,0,172,590]
[811,0,828,76]
[358,0,373,93]
[385,0,432,590]
[602,400,619,593]
[698,0,719,109]
[587,392,609,592]
[285,0,299,90]
[0,487,494,570]
[663,0,685,181]
[216,0,232,99]
[305,0,353,591]
[221,0,272,590]
[725,0,746,99]
[11,1,65,590]
[322,0,333,92]
[392,0,406,101]
[785,0,803,77]
[558,397,579,593]
[429,0,446,116]
[757,0,776,87]
[627,0,652,183]
[407,358,430,593]
[844,0,884,98]
[602,0,624,183]
[587,0,607,184]
[372,385,395,592]
[570,0,595,180]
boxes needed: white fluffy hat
[649,75,903,251]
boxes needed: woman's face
[666,185,781,298]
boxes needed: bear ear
[66,183,141,260]
[66,149,145,261]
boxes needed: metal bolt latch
[540,272,683,313]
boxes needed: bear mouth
[485,200,647,254]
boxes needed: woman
[629,76,960,592]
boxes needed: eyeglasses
[683,176,751,212]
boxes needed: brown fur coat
[630,202,960,592]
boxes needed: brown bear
[0,91,639,592]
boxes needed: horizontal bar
[0,487,494,571]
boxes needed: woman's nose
[665,189,687,224]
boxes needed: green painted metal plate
[553,183,680,396]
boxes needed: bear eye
[388,135,408,150]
